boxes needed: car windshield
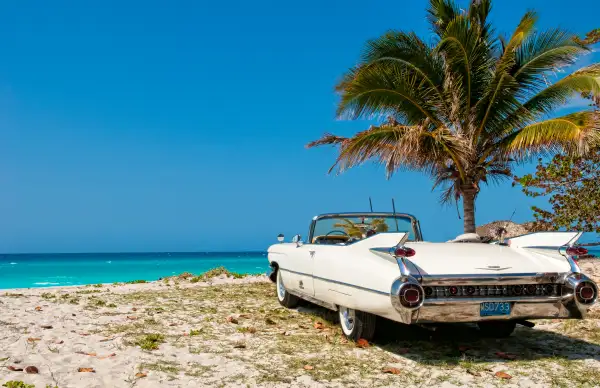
[311,215,415,244]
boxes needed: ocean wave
[10,262,17,265]
[33,282,61,285]
[106,261,112,264]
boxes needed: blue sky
[0,0,598,253]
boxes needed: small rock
[233,342,246,349]
[382,367,401,375]
[303,365,314,370]
[313,322,325,330]
[41,325,53,329]
[132,308,137,311]
[25,366,39,374]
[34,306,42,311]
[135,372,147,378]
[7,366,24,372]
[78,367,96,373]
[72,313,76,317]
[467,369,481,377]
[53,340,64,344]
[227,316,239,324]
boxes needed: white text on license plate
[480,302,511,316]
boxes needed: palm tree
[333,217,390,238]
[307,0,600,233]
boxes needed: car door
[286,245,315,297]
[310,244,348,301]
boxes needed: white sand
[0,262,598,388]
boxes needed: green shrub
[136,333,165,351]
[2,381,35,388]
[125,279,147,284]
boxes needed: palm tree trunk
[462,188,477,234]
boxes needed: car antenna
[500,209,517,242]
[392,198,399,231]
[369,197,373,212]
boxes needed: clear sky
[1,0,599,253]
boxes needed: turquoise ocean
[0,249,597,290]
[0,252,269,290]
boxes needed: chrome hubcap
[340,307,355,331]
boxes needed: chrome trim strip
[423,295,563,305]
[279,267,390,296]
[420,272,566,285]
[287,289,338,311]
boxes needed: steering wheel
[325,230,350,238]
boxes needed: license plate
[480,302,511,316]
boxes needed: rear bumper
[390,272,597,324]
[416,299,581,323]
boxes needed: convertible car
[267,212,597,340]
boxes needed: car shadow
[296,302,600,365]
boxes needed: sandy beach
[1,261,599,388]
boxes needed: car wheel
[339,306,377,341]
[276,269,300,308]
[477,320,517,338]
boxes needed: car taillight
[399,284,423,308]
[394,247,416,257]
[566,247,588,256]
[576,282,597,304]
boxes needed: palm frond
[427,0,461,37]
[359,31,448,113]
[525,64,600,114]
[335,61,441,125]
[306,133,349,149]
[473,11,537,140]
[309,123,469,178]
[497,64,600,133]
[436,14,496,121]
[514,29,589,90]
[499,111,600,158]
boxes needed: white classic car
[267,212,597,340]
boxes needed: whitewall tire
[276,269,300,308]
[338,306,376,341]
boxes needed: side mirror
[292,234,303,247]
[277,233,284,243]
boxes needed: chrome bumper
[416,299,581,323]
[390,272,597,324]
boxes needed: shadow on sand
[297,302,600,365]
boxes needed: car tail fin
[507,232,582,248]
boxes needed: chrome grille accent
[423,284,562,299]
